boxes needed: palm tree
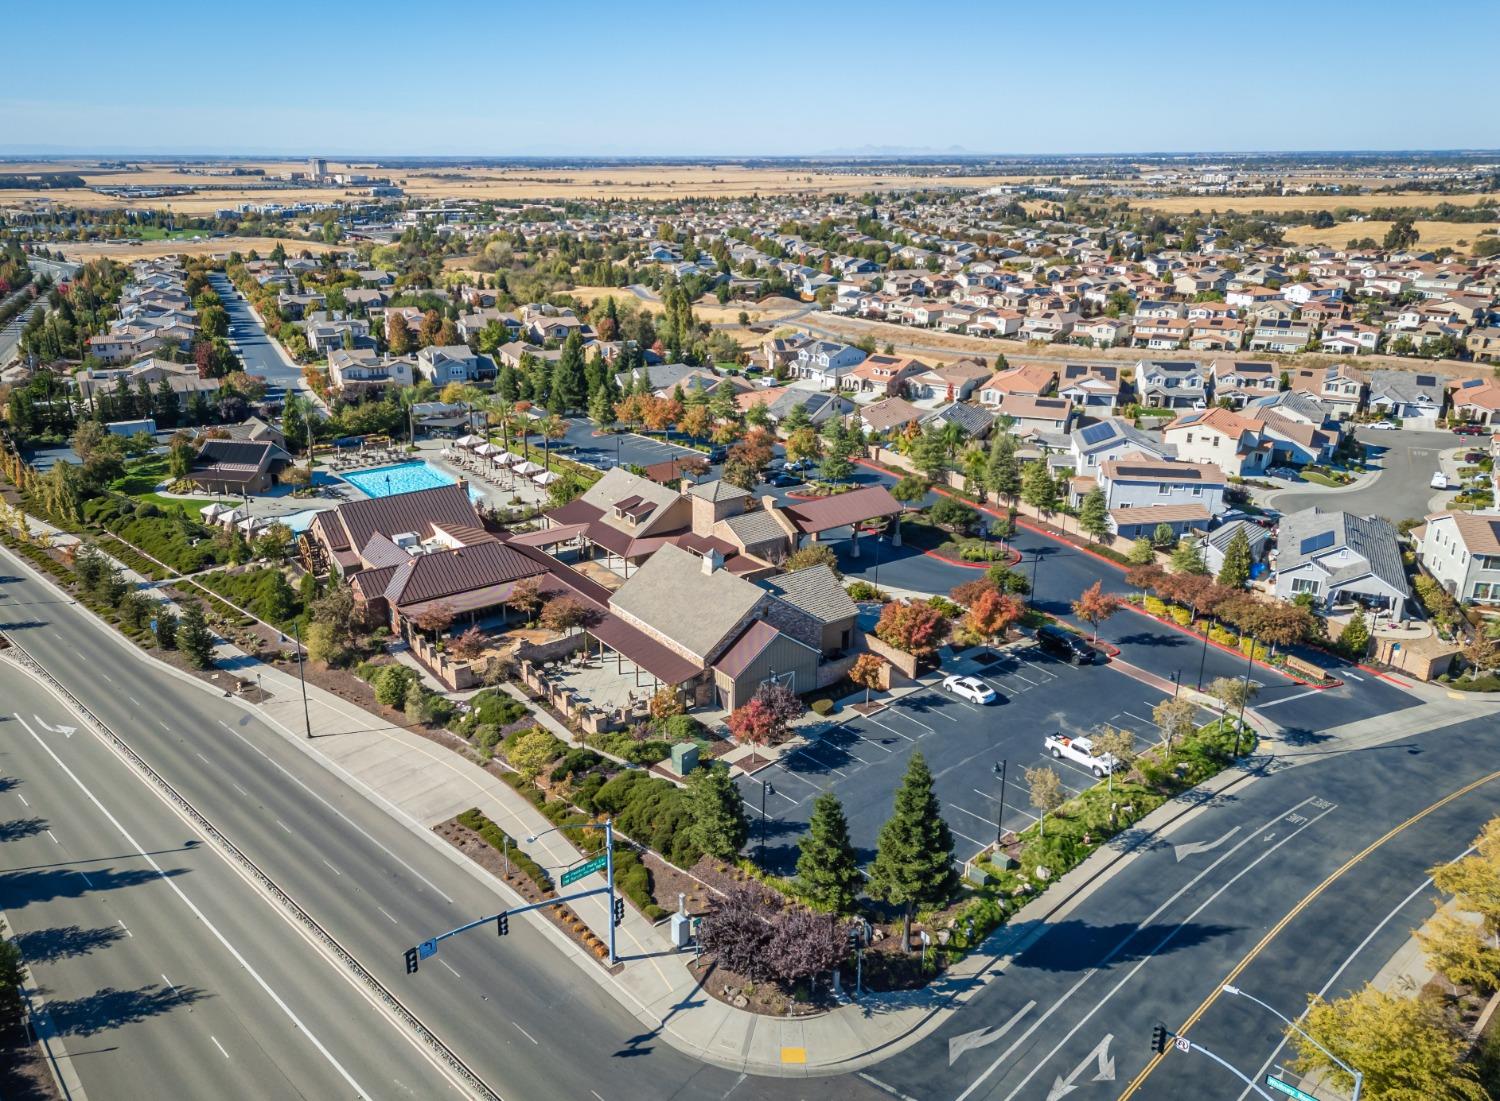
[540,414,567,470]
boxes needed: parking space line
[849,730,895,753]
[1121,710,1157,728]
[761,768,823,795]
[950,825,987,851]
[949,803,999,827]
[891,707,935,733]
[865,714,917,742]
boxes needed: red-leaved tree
[874,599,949,657]
[967,589,1024,642]
[726,680,803,746]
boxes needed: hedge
[456,807,553,893]
[585,771,701,869]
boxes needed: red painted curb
[1118,602,1345,689]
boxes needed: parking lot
[738,645,1216,875]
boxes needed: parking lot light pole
[1170,670,1181,699]
[991,761,1008,846]
[756,779,776,863]
[1222,984,1362,1101]
[1028,551,1042,608]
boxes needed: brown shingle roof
[383,540,546,608]
[315,483,479,553]
[781,485,903,535]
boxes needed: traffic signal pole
[1149,1022,1276,1101]
[404,817,623,973]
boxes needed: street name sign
[561,854,608,887]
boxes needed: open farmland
[1130,191,1500,215]
[52,235,350,261]
[1279,220,1490,253]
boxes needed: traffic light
[1150,1024,1167,1054]
[497,912,509,936]
[405,946,419,974]
[612,897,625,927]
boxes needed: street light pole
[1235,635,1256,756]
[1170,670,1181,699]
[992,760,1008,846]
[291,621,313,739]
[1195,615,1211,690]
[1223,984,1363,1101]
[1028,550,1041,609]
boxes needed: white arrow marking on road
[1172,825,1240,863]
[948,1001,1036,1066]
[1046,1034,1114,1101]
[33,715,76,738]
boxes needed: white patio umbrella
[490,450,518,467]
[454,433,483,448]
[513,460,544,476]
[473,442,499,458]
[531,469,561,486]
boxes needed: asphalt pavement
[0,662,448,1100]
[1269,426,1458,524]
[209,271,305,393]
[0,547,884,1101]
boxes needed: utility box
[669,911,693,948]
[669,743,699,776]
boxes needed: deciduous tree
[1152,696,1197,749]
[874,599,949,657]
[1025,765,1064,836]
[1072,580,1119,642]
[966,588,1023,642]
[848,652,887,706]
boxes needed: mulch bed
[434,817,619,971]
[0,1024,60,1101]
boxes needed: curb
[1116,602,1334,688]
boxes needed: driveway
[738,647,1213,876]
[1269,426,1459,523]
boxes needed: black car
[706,445,728,463]
[1035,625,1100,665]
[765,470,803,487]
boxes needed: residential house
[188,439,292,496]
[1272,507,1410,619]
[1136,360,1208,410]
[1449,377,1500,426]
[1365,370,1445,426]
[1057,364,1124,414]
[841,354,926,397]
[1415,511,1500,604]
[1285,365,1365,419]
[853,396,924,436]
[1072,316,1133,347]
[416,345,493,385]
[1208,360,1279,408]
[978,363,1056,407]
[905,359,990,403]
[992,394,1074,435]
[1199,519,1272,578]
[1249,319,1316,354]
[327,348,415,394]
[792,341,867,389]
[920,402,995,441]
[1069,417,1175,473]
[1163,407,1273,476]
[1095,455,1225,541]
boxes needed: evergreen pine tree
[867,752,959,951]
[1078,487,1111,543]
[551,331,587,412]
[796,792,862,914]
[1217,526,1253,589]
[176,602,215,669]
[684,764,748,861]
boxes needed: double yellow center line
[1117,767,1500,1099]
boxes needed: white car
[1043,733,1119,777]
[1431,472,1450,490]
[941,674,998,705]
[1365,421,1398,431]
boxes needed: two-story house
[1095,455,1225,541]
[792,340,867,389]
[1416,511,1500,604]
[977,363,1056,407]
[1057,364,1124,414]
[1069,417,1175,473]
[1273,507,1410,620]
[1162,407,1273,476]
[416,345,493,385]
[1208,359,1279,408]
[1136,360,1208,410]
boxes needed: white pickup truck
[1042,733,1119,777]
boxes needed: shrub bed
[456,807,553,893]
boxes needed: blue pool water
[343,461,484,503]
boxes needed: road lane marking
[47,830,59,844]
[991,804,1336,1101]
[232,782,249,797]
[211,1035,229,1059]
[1119,771,1500,1099]
[214,720,455,904]
[129,697,142,707]
[17,794,27,807]
[275,819,291,833]
[377,906,399,925]
[1255,688,1321,709]
[100,673,112,683]
[117,920,131,937]
[322,859,342,877]
[953,795,1326,1101]
[512,1021,538,1045]
[1343,671,1364,682]
[950,999,1036,1066]
[162,973,178,994]
[75,870,94,888]
[195,752,210,764]
[14,716,373,1097]
[440,960,461,979]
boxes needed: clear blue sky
[4,0,1497,156]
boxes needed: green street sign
[1266,1075,1320,1101]
[560,854,608,887]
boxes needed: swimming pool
[342,461,484,503]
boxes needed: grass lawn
[110,458,208,518]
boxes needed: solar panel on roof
[1299,530,1336,555]
[1079,422,1114,445]
[1416,375,1436,387]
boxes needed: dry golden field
[1131,192,1499,215]
[565,285,807,326]
[1279,221,1487,252]
[1,159,1056,210]
[57,236,348,261]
